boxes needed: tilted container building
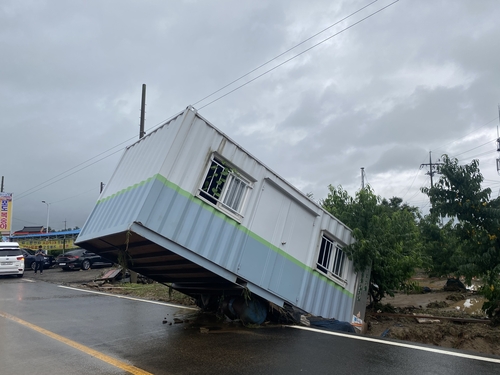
[76,106,369,324]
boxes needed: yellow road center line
[0,310,154,375]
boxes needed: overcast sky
[2,0,500,232]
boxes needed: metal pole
[139,84,146,139]
[63,219,66,255]
[429,151,433,188]
[42,201,50,233]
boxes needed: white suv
[0,242,24,278]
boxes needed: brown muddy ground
[366,275,500,356]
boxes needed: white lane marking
[287,325,500,364]
[60,286,499,364]
[58,285,198,310]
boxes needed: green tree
[418,214,462,278]
[321,185,422,305]
[422,155,500,323]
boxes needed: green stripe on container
[98,174,353,297]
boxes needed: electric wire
[15,148,125,201]
[400,154,429,200]
[14,109,186,202]
[51,188,98,205]
[402,116,499,209]
[449,138,496,159]
[8,0,497,232]
[197,0,400,110]
[13,1,397,203]
[192,0,379,107]
[431,116,498,155]
[11,1,497,222]
[458,149,496,163]
[405,180,428,205]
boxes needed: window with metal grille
[199,157,249,215]
[317,235,345,280]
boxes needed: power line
[420,151,443,188]
[400,160,426,200]
[12,217,39,226]
[51,187,98,205]
[483,178,500,184]
[15,148,124,201]
[449,138,496,158]
[13,2,398,202]
[431,116,498,155]
[406,118,499,205]
[198,1,400,110]
[404,178,429,204]
[14,108,186,201]
[192,0,380,107]
[458,149,496,163]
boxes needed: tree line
[321,155,500,324]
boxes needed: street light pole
[42,201,50,234]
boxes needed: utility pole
[420,151,442,188]
[361,167,365,189]
[496,104,500,175]
[62,220,67,255]
[41,201,50,234]
[139,84,146,139]
[1,176,3,192]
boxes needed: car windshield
[0,249,22,256]
[24,249,36,255]
[61,250,84,256]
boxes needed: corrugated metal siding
[101,112,186,200]
[79,181,154,239]
[79,175,355,320]
[77,106,358,321]
[300,271,353,319]
[95,107,353,262]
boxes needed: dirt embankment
[366,276,500,357]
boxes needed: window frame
[316,233,347,287]
[198,156,252,219]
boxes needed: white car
[0,242,24,278]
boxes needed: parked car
[20,248,55,270]
[0,242,24,278]
[56,249,113,271]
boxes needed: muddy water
[446,296,486,316]
[411,275,488,316]
[445,278,487,316]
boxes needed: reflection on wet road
[1,277,499,375]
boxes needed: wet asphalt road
[1,272,499,375]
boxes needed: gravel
[27,265,114,285]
